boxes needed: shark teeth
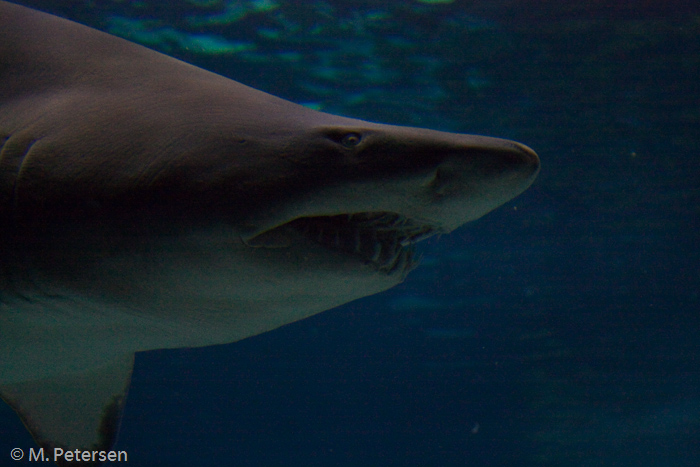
[289,212,438,275]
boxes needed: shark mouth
[287,212,440,274]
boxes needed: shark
[0,1,540,465]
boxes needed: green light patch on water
[187,0,279,27]
[182,34,255,54]
[300,102,324,111]
[107,16,255,55]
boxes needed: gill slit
[0,133,40,210]
[0,134,41,302]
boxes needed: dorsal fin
[0,354,134,466]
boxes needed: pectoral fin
[0,354,134,464]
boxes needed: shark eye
[340,132,362,148]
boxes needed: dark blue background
[2,1,699,465]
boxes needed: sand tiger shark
[0,1,539,464]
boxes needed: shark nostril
[427,166,454,196]
[426,167,441,187]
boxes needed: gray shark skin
[0,1,539,465]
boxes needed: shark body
[0,1,539,464]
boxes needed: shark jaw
[244,211,438,276]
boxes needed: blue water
[2,1,699,465]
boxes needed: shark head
[237,113,540,285]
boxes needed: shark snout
[404,134,540,232]
[447,134,540,176]
[385,126,539,196]
[241,129,540,242]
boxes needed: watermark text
[10,447,128,462]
